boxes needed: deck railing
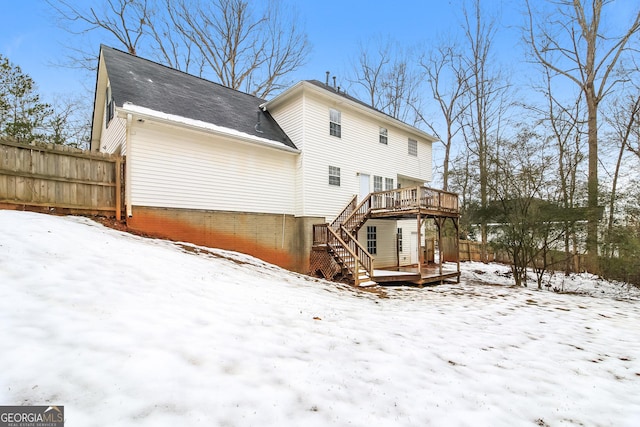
[370,186,458,214]
[313,223,329,245]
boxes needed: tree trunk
[585,84,599,274]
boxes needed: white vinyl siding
[263,95,304,215]
[358,219,397,268]
[268,86,432,220]
[129,122,296,214]
[100,116,126,155]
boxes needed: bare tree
[48,0,310,98]
[488,129,561,288]
[459,0,510,262]
[350,38,420,122]
[604,91,640,256]
[47,96,92,149]
[254,0,311,97]
[537,66,587,274]
[525,0,640,273]
[48,0,148,66]
[146,1,204,75]
[350,38,391,110]
[416,41,470,191]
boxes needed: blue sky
[0,0,520,100]
[2,0,638,178]
[3,1,638,105]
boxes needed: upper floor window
[330,109,341,138]
[374,175,383,192]
[379,127,388,144]
[408,138,417,156]
[329,165,341,186]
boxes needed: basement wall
[127,205,323,273]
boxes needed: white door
[359,173,370,202]
[410,232,418,265]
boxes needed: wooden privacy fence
[0,139,124,219]
[443,237,585,272]
[442,238,495,262]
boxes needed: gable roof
[97,45,295,150]
[262,80,438,143]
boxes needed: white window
[105,86,114,127]
[374,175,383,192]
[408,138,417,156]
[379,127,388,144]
[330,109,341,138]
[367,226,377,254]
[397,228,403,252]
[329,166,341,186]
[385,178,394,190]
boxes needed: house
[91,45,459,285]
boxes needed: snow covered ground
[1,211,639,426]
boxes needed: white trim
[125,113,133,217]
[119,103,300,154]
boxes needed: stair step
[358,280,377,287]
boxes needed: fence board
[0,138,124,217]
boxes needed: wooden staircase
[311,194,376,287]
[310,186,461,286]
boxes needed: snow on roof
[121,103,300,153]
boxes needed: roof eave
[118,104,300,155]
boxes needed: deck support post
[435,217,444,278]
[454,217,461,283]
[417,212,422,278]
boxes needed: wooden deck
[310,186,460,287]
[373,265,461,285]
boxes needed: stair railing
[342,193,373,234]
[326,226,363,286]
[330,194,358,230]
[338,225,374,278]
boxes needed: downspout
[125,113,133,218]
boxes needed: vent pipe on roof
[332,76,336,89]
[255,111,263,133]
[325,71,330,86]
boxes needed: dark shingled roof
[100,45,296,150]
[305,79,399,122]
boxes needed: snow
[1,210,639,426]
[120,103,300,153]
